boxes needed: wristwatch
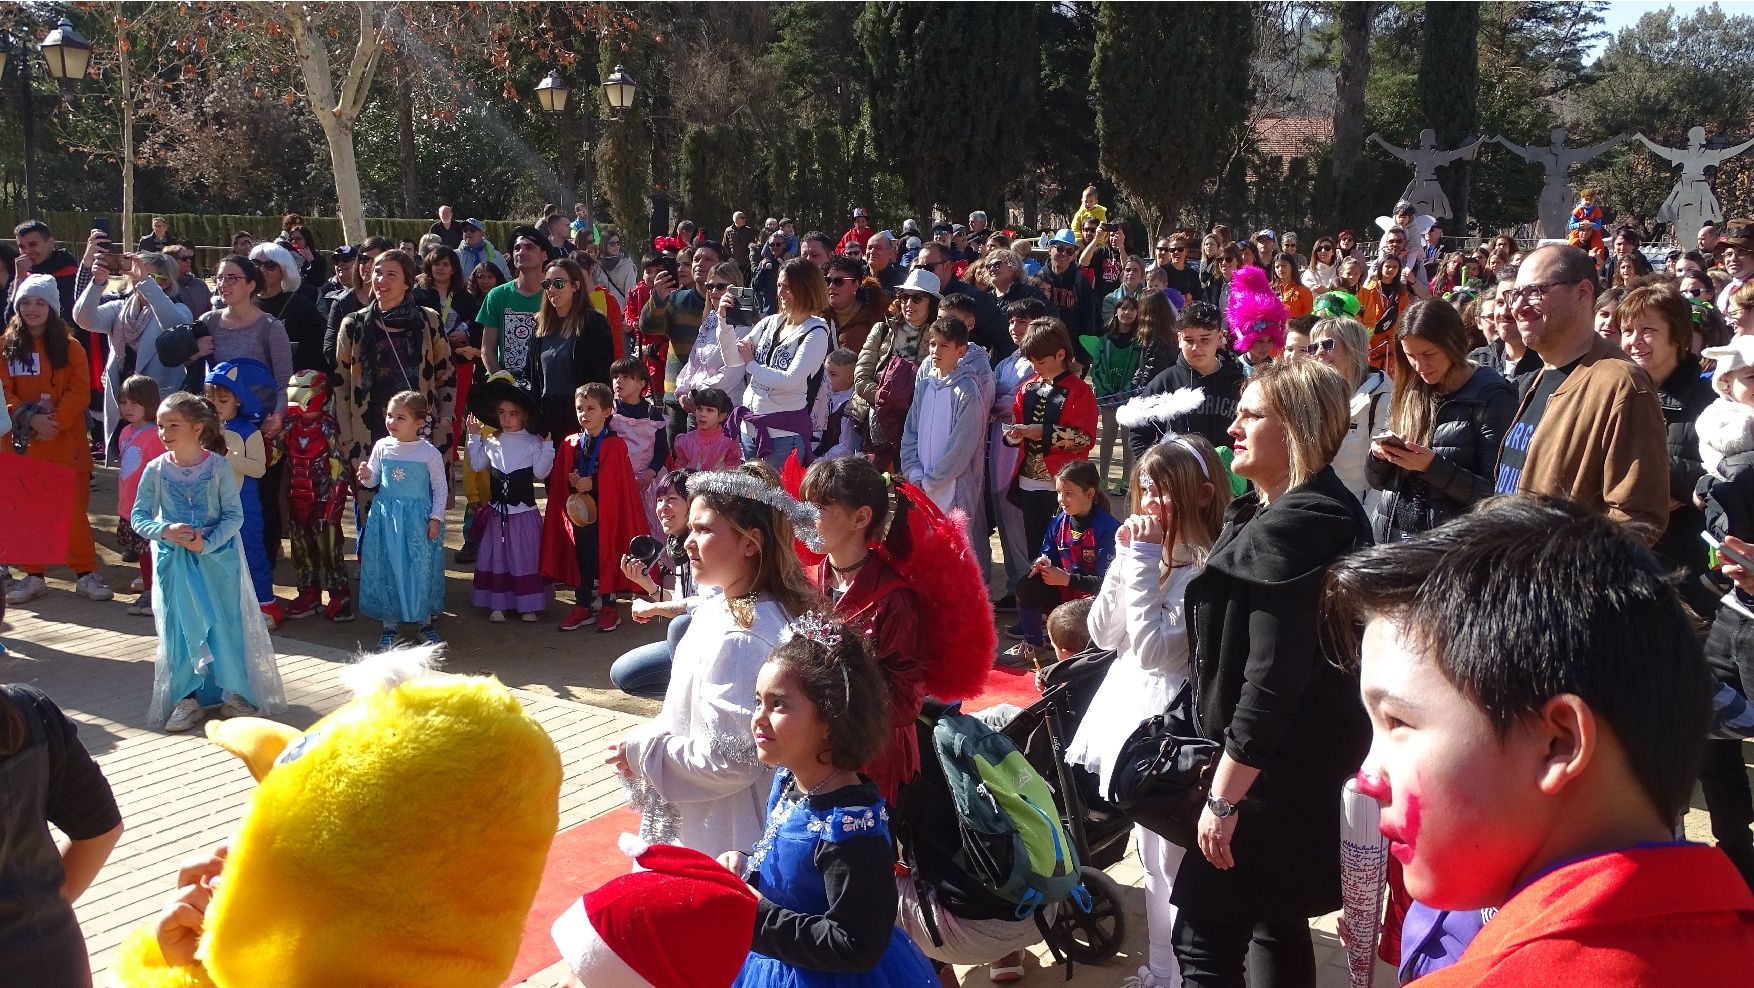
[1205,794,1237,819]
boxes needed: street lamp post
[2,18,93,218]
[531,66,638,240]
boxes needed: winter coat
[1696,397,1754,543]
[852,315,930,468]
[1127,354,1246,459]
[1037,264,1097,347]
[1176,464,1372,923]
[1333,368,1395,503]
[332,304,455,463]
[73,274,191,446]
[1365,366,1517,542]
[824,278,889,353]
[1649,354,1717,603]
[1090,330,1141,400]
[1467,340,1543,383]
[901,343,995,525]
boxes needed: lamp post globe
[40,17,92,82]
[535,69,568,113]
[603,64,636,113]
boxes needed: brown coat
[1505,334,1669,541]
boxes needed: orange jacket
[1,333,91,470]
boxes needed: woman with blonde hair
[1305,316,1391,501]
[1365,299,1516,542]
[1176,358,1370,983]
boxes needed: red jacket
[1007,369,1097,484]
[1413,844,1754,986]
[538,428,644,593]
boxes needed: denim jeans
[741,432,806,473]
[609,612,690,695]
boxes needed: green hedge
[0,210,618,269]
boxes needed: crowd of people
[4,186,1754,988]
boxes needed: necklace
[801,768,848,797]
[827,551,868,576]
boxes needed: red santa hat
[550,835,758,988]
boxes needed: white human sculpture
[1636,127,1754,244]
[1494,129,1626,239]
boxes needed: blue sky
[1590,1,1720,57]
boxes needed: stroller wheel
[1047,865,1128,964]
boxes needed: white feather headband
[686,470,825,551]
[1114,387,1211,479]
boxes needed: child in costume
[1005,459,1120,667]
[281,369,352,622]
[1331,498,1754,985]
[465,372,553,622]
[611,356,670,536]
[541,382,645,634]
[610,464,823,859]
[1567,188,1607,256]
[1065,439,1230,988]
[112,644,561,988]
[131,392,285,733]
[672,385,742,472]
[116,374,168,616]
[901,315,995,525]
[204,358,282,628]
[991,300,1044,601]
[356,390,448,649]
[1225,265,1290,377]
[1001,316,1098,607]
[1070,184,1108,236]
[551,839,758,988]
[799,457,995,801]
[725,615,940,987]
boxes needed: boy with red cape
[540,382,646,633]
[793,455,994,800]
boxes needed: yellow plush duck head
[114,644,561,988]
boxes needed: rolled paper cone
[1340,776,1389,988]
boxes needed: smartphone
[1372,431,1408,449]
[1702,530,1754,571]
[92,217,116,260]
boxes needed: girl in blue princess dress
[356,390,449,649]
[131,393,286,733]
[726,614,938,988]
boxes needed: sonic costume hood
[112,645,562,988]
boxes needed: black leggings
[1010,485,1058,588]
[1172,916,1316,988]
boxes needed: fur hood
[1695,397,1754,479]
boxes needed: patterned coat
[332,304,456,465]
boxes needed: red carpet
[504,807,641,986]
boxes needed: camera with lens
[727,287,761,327]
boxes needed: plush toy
[1568,188,1607,256]
[550,835,758,988]
[112,645,562,988]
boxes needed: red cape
[812,555,926,802]
[539,431,645,594]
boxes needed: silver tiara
[685,470,825,551]
[781,611,844,650]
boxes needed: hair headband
[687,469,824,551]
[1169,436,1211,479]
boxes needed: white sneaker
[519,611,540,623]
[126,594,152,616]
[488,609,508,623]
[74,573,114,601]
[165,698,205,733]
[1118,967,1167,988]
[219,692,258,718]
[6,574,47,604]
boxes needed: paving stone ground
[3,465,1739,986]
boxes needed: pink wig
[1226,266,1290,353]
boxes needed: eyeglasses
[824,276,857,287]
[1302,338,1339,355]
[152,274,173,287]
[1683,286,1708,298]
[899,292,932,304]
[540,278,573,290]
[705,281,731,292]
[1155,244,1173,252]
[1316,244,1334,253]
[1508,278,1582,305]
[215,274,249,285]
[1050,246,1075,255]
[257,260,280,270]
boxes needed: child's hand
[1039,564,1071,587]
[1122,513,1165,545]
[157,845,227,966]
[427,518,440,541]
[636,469,655,490]
[465,414,482,438]
[1722,535,1754,595]
[570,474,593,493]
[606,740,631,777]
[355,461,372,485]
[717,850,748,877]
[184,531,205,554]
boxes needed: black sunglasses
[825,276,858,286]
[899,292,933,303]
[540,278,573,290]
[705,281,731,291]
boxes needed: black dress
[1174,464,1372,923]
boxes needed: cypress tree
[1417,3,1481,229]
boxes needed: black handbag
[1107,681,1221,848]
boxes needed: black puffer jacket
[1652,356,1717,605]
[1365,365,1517,542]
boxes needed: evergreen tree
[1417,3,1480,230]
[1092,2,1253,232]
[855,2,1037,217]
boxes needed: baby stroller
[999,648,1134,964]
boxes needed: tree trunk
[120,34,135,249]
[284,2,384,244]
[1331,2,1373,230]
[318,116,369,244]
[397,55,419,217]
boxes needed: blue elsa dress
[734,770,938,988]
[131,451,285,727]
[358,443,446,624]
